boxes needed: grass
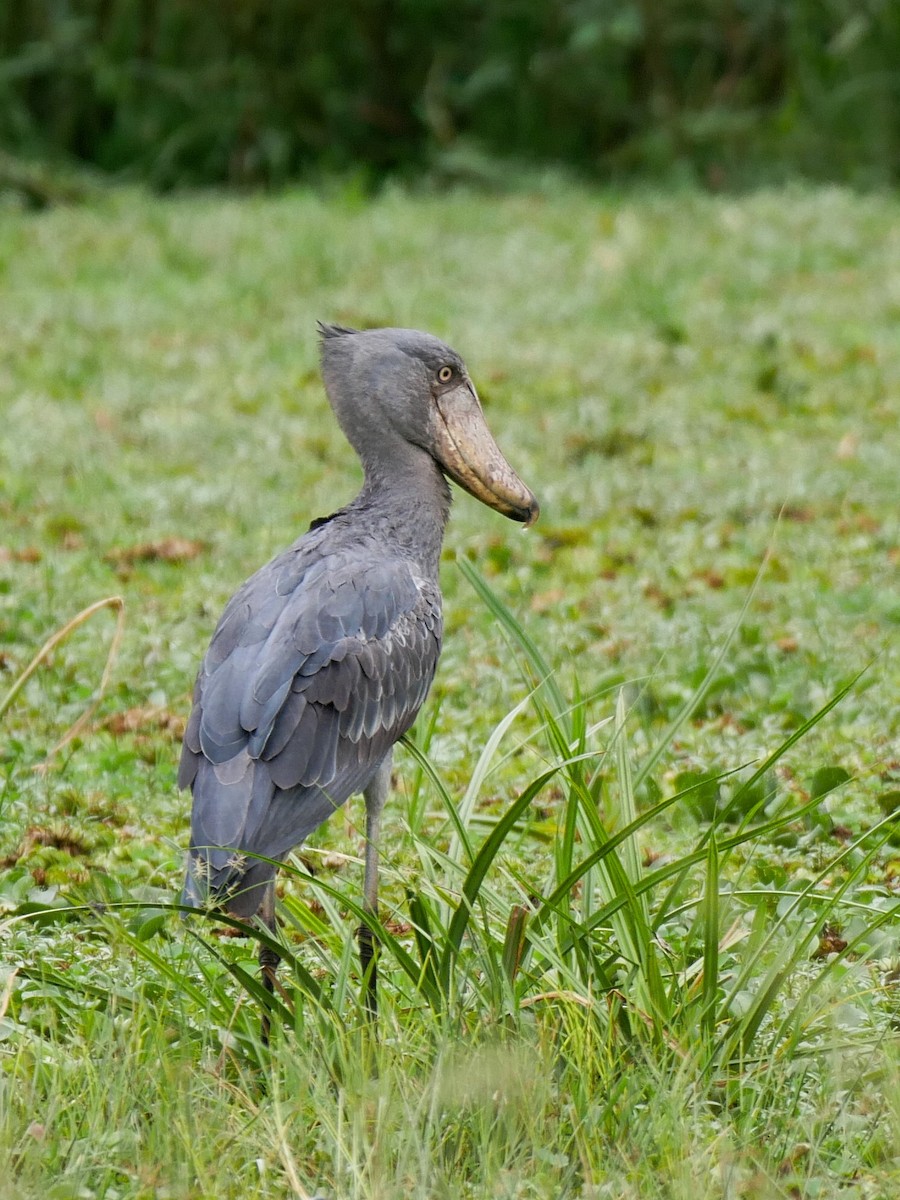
[0,182,898,1197]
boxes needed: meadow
[0,183,898,1198]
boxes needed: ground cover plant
[0,183,898,1197]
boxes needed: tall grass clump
[4,566,898,1198]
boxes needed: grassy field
[1,183,898,1198]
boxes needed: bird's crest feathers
[317,321,360,342]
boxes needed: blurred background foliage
[0,0,898,196]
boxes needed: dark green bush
[1,0,898,188]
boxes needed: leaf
[809,766,851,800]
[675,771,721,822]
[701,835,720,1040]
[501,905,529,984]
[130,909,168,941]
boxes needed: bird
[179,323,539,1022]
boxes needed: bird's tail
[181,847,277,919]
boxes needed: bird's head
[318,323,539,527]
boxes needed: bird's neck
[353,441,452,578]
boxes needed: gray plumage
[180,324,538,1014]
[180,536,441,914]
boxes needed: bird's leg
[360,752,391,1019]
[258,880,280,1045]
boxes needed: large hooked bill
[433,382,540,527]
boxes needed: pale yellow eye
[438,365,454,384]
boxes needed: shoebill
[179,324,539,1020]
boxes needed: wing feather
[182,539,443,911]
[300,704,340,786]
[258,689,308,760]
[266,698,319,790]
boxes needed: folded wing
[179,545,442,914]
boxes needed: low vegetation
[0,184,898,1197]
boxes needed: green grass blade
[631,551,770,794]
[401,732,473,862]
[612,690,648,925]
[700,835,720,1044]
[718,812,897,1064]
[652,672,862,931]
[406,887,443,1005]
[187,929,295,1034]
[501,904,529,985]
[447,689,533,868]
[291,871,445,1012]
[458,558,568,725]
[439,766,560,992]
